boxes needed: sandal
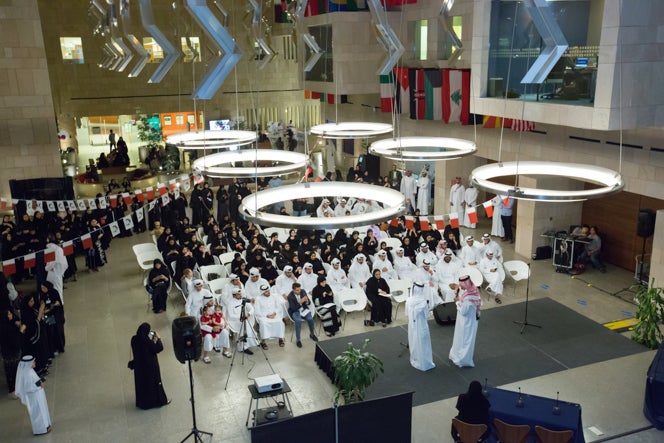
[260,342,269,350]
[325,332,332,337]
[222,351,232,358]
[203,356,211,364]
[279,339,285,347]
[495,298,502,304]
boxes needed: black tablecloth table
[487,387,585,443]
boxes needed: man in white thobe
[393,247,418,281]
[333,199,349,217]
[415,260,442,307]
[254,284,286,349]
[225,288,260,354]
[479,250,503,304]
[185,280,210,318]
[274,266,298,317]
[459,236,482,267]
[416,171,431,215]
[416,242,438,267]
[400,169,417,212]
[316,199,335,217]
[372,250,396,280]
[45,242,68,304]
[449,176,466,223]
[462,183,478,228]
[435,250,462,302]
[490,196,505,238]
[244,268,268,302]
[351,199,369,215]
[480,233,503,263]
[15,355,51,435]
[406,282,435,371]
[348,254,371,289]
[297,262,318,296]
[220,273,244,306]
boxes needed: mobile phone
[149,331,155,339]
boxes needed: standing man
[389,164,402,190]
[462,182,478,228]
[108,129,116,151]
[406,282,435,371]
[400,170,416,213]
[501,196,515,243]
[416,171,431,215]
[449,176,466,223]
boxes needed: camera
[148,331,155,340]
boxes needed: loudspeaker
[172,316,202,363]
[638,209,656,238]
[433,303,456,325]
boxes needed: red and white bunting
[482,201,494,218]
[467,206,479,225]
[433,215,445,230]
[449,212,459,229]
[2,259,16,275]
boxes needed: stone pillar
[649,209,664,288]
[514,176,583,258]
[0,0,61,202]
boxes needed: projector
[255,374,284,393]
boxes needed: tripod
[181,359,212,442]
[513,258,541,334]
[224,298,275,390]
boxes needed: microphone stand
[513,257,541,334]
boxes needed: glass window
[438,16,462,60]
[143,37,163,63]
[176,115,184,125]
[181,37,201,62]
[60,37,84,64]
[408,20,428,61]
[305,25,333,82]
[163,116,172,126]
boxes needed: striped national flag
[393,67,410,115]
[379,73,394,113]
[510,119,536,132]
[424,69,442,120]
[409,68,425,120]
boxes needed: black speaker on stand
[172,317,211,442]
[637,209,656,285]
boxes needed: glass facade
[59,37,84,64]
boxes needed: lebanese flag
[419,217,430,231]
[390,218,399,227]
[157,183,168,196]
[405,216,414,230]
[1,198,7,209]
[409,68,426,120]
[146,187,155,200]
[44,250,56,263]
[393,67,410,115]
[122,193,133,206]
[434,215,446,230]
[135,190,144,202]
[467,206,479,225]
[81,233,93,250]
[24,253,36,269]
[449,212,460,229]
[62,241,74,256]
[109,195,118,208]
[483,201,494,218]
[2,259,16,276]
[442,68,471,124]
[379,73,394,112]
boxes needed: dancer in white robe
[415,260,442,307]
[449,276,481,368]
[393,247,418,281]
[225,288,260,353]
[45,242,68,304]
[435,250,462,302]
[348,254,371,289]
[372,250,396,280]
[449,176,466,223]
[490,195,505,238]
[479,250,503,304]
[400,170,417,211]
[406,282,435,371]
[254,284,286,348]
[416,171,431,215]
[15,355,51,435]
[462,184,478,228]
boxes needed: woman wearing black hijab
[130,323,169,409]
[147,260,170,314]
[451,380,490,441]
[364,269,392,327]
[311,276,340,337]
[20,294,49,376]
[39,281,65,356]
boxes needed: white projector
[255,374,284,393]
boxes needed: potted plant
[332,339,384,405]
[632,278,664,349]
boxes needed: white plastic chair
[135,250,163,274]
[335,287,368,330]
[389,278,412,320]
[199,264,228,282]
[503,260,530,296]
[133,242,159,257]
[207,278,230,298]
[459,266,484,288]
[383,237,403,251]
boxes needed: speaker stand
[513,260,542,334]
[181,360,212,442]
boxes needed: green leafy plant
[632,279,664,349]
[332,339,383,405]
[137,115,163,149]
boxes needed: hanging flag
[169,179,177,192]
[136,208,144,222]
[393,67,411,115]
[122,193,133,206]
[2,259,16,275]
[98,198,107,209]
[12,199,18,208]
[434,215,446,230]
[174,187,180,200]
[161,194,170,205]
[482,201,494,218]
[24,253,36,269]
[62,240,74,256]
[76,200,87,211]
[483,115,505,129]
[67,201,77,211]
[420,217,431,231]
[1,198,8,209]
[182,177,191,192]
[109,195,118,208]
[157,183,168,196]
[36,201,43,212]
[424,69,443,120]
[467,206,479,225]
[390,218,399,227]
[56,201,65,212]
[122,216,134,231]
[449,212,460,229]
[46,201,56,212]
[44,250,56,263]
[405,216,414,230]
[409,68,426,120]
[146,187,155,200]
[379,72,394,112]
[88,199,97,210]
[502,196,510,207]
[135,190,144,202]
[148,200,156,211]
[442,68,471,124]
[109,221,121,237]
[81,233,93,250]
[511,119,536,132]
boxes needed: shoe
[53,351,59,356]
[309,333,319,342]
[279,339,285,347]
[382,322,387,328]
[223,350,232,358]
[325,332,332,337]
[296,341,302,348]
[213,347,221,353]
[166,398,172,405]
[243,349,254,355]
[203,356,211,364]
[495,297,502,304]
[8,392,18,400]
[260,342,269,350]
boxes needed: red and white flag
[434,215,446,230]
[122,193,133,206]
[2,259,16,275]
[135,190,144,202]
[482,201,494,218]
[109,195,118,208]
[502,196,510,207]
[419,217,430,231]
[157,183,167,196]
[511,119,535,132]
[44,250,56,263]
[449,212,460,229]
[24,253,36,269]
[146,187,155,200]
[169,179,177,192]
[81,233,93,250]
[12,199,19,209]
[390,218,399,227]
[405,216,414,230]
[467,206,479,225]
[0,198,7,209]
[62,241,74,256]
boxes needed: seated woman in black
[364,269,392,327]
[451,380,490,442]
[148,259,171,314]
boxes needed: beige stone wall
[0,0,61,201]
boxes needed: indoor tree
[332,339,384,405]
[632,279,664,349]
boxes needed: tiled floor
[0,219,661,442]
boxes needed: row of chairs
[453,417,574,443]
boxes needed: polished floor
[0,218,661,442]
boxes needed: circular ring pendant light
[239,182,406,229]
[369,136,477,161]
[309,122,393,139]
[166,130,257,149]
[192,149,309,178]
[470,161,624,202]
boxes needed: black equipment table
[246,379,293,427]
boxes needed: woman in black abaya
[147,260,170,314]
[364,269,392,327]
[130,323,169,409]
